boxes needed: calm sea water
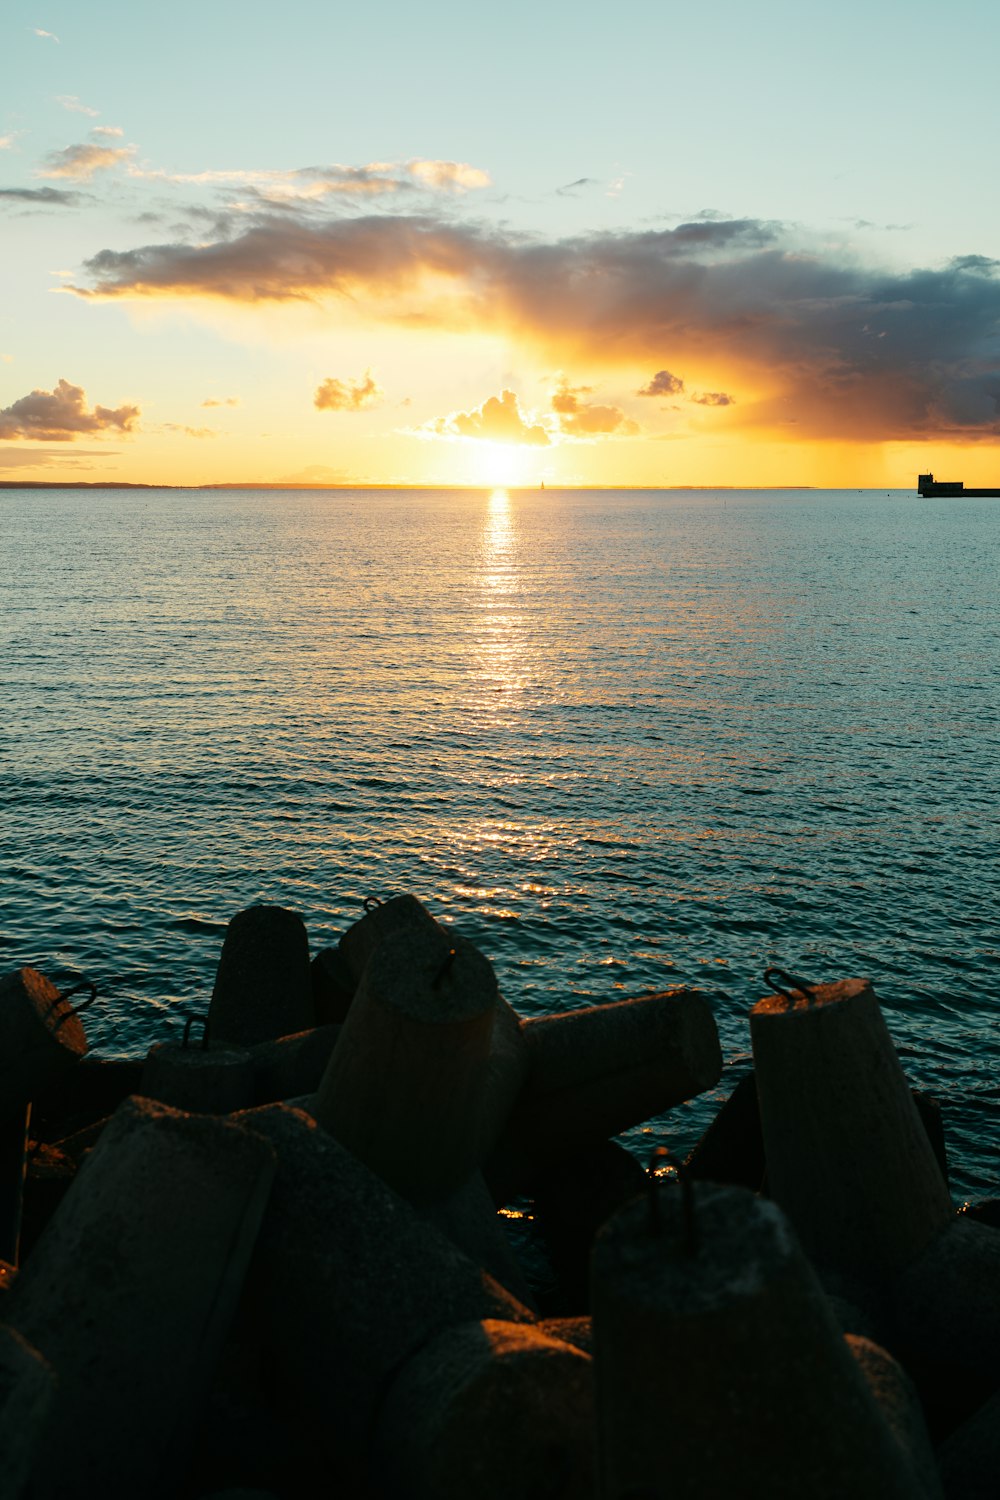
[2,486,997,1194]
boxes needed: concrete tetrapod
[238,1104,533,1460]
[313,922,518,1202]
[0,1325,55,1500]
[336,892,442,990]
[140,1040,254,1113]
[247,1023,340,1104]
[487,989,722,1194]
[374,1318,595,1500]
[591,1183,941,1500]
[0,969,88,1111]
[5,1097,276,1500]
[750,977,953,1283]
[892,1215,1000,1380]
[209,905,313,1047]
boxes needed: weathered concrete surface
[527,1141,647,1315]
[309,945,355,1025]
[591,1182,937,1499]
[936,1386,1000,1499]
[892,1216,1000,1380]
[313,923,510,1201]
[0,969,87,1112]
[209,905,313,1047]
[846,1335,941,1497]
[248,1024,340,1105]
[337,892,442,990]
[421,1170,537,1309]
[239,1104,532,1455]
[374,1318,595,1500]
[683,1068,766,1190]
[0,1324,55,1500]
[0,1104,31,1267]
[6,1097,276,1500]
[751,978,953,1282]
[488,989,722,1190]
[141,1041,254,1114]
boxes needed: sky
[3,0,1000,488]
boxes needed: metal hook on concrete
[182,1013,210,1051]
[647,1146,698,1255]
[57,979,98,1015]
[363,896,383,913]
[50,978,98,1029]
[432,946,458,989]
[763,966,819,1009]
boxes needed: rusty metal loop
[647,1145,698,1256]
[182,1013,210,1051]
[58,979,98,1015]
[363,896,383,913]
[763,966,819,1009]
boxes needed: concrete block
[683,1069,765,1190]
[488,989,722,1191]
[312,923,508,1201]
[374,1318,595,1500]
[6,1097,276,1500]
[591,1181,936,1499]
[936,1386,1000,1499]
[893,1216,1000,1381]
[209,906,313,1047]
[239,1104,532,1455]
[248,1024,340,1105]
[0,970,87,1113]
[309,946,354,1024]
[141,1041,254,1114]
[751,977,953,1282]
[0,1324,55,1500]
[337,892,442,989]
[421,1170,537,1309]
[846,1335,941,1497]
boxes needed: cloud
[0,186,83,206]
[551,379,639,437]
[692,390,735,407]
[427,389,550,445]
[314,369,384,411]
[128,158,489,206]
[0,136,14,151]
[41,140,134,179]
[56,96,99,117]
[91,125,124,140]
[556,178,598,197]
[160,423,215,438]
[638,369,684,397]
[0,379,139,441]
[71,211,1000,441]
[32,27,59,42]
[201,395,240,407]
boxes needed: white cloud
[41,140,135,179]
[314,370,384,412]
[424,389,550,445]
[56,96,99,117]
[32,27,59,42]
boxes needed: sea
[2,485,998,1196]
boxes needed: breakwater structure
[1,895,998,1498]
[917,472,1000,497]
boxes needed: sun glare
[468,440,537,489]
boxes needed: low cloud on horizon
[0,378,140,441]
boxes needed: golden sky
[3,0,1000,489]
